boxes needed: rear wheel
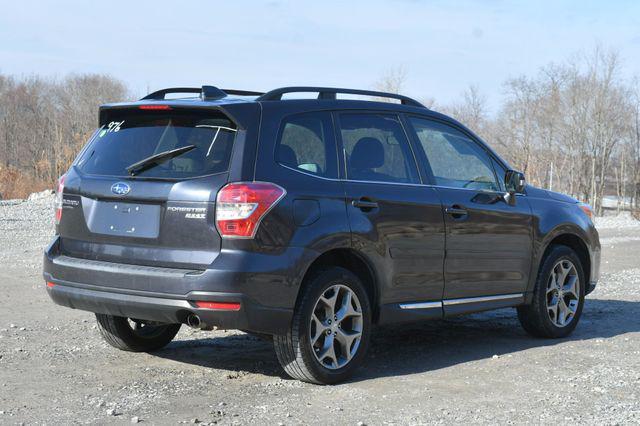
[273,267,371,384]
[241,330,273,342]
[95,314,181,352]
[517,245,585,338]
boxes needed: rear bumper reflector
[46,281,56,288]
[194,301,241,311]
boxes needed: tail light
[54,174,66,225]
[215,182,285,238]
[139,104,172,110]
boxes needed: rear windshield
[75,109,237,179]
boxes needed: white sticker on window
[106,121,125,133]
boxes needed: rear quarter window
[275,111,338,179]
[75,109,236,179]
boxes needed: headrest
[350,137,384,170]
[278,145,298,167]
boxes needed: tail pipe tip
[186,314,202,329]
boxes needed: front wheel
[273,267,372,384]
[517,245,585,338]
[95,314,181,352]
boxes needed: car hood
[543,188,579,204]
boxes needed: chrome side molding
[399,293,524,310]
[399,301,443,310]
[443,293,524,306]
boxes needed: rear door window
[75,109,236,179]
[276,112,338,179]
[338,113,420,184]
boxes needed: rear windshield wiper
[126,145,196,176]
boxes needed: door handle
[445,205,468,218]
[352,198,379,210]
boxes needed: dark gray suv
[44,86,600,384]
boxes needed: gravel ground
[0,195,639,425]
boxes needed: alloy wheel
[309,284,363,370]
[546,260,580,327]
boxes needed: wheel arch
[531,229,591,299]
[296,248,380,323]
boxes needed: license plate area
[84,199,160,238]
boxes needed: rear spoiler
[98,101,257,131]
[141,86,264,101]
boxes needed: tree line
[1,48,639,216]
[0,74,128,198]
[378,48,640,216]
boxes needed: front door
[336,112,445,315]
[405,116,533,314]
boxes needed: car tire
[241,330,273,342]
[517,245,585,338]
[95,314,181,352]
[273,267,372,384]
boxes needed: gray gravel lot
[0,195,639,425]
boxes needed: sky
[1,0,639,113]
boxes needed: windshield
[75,109,237,179]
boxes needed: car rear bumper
[42,237,313,335]
[44,279,290,334]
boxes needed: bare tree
[372,47,638,216]
[374,66,408,95]
[444,85,489,137]
[0,73,129,198]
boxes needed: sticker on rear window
[107,121,125,133]
[99,121,125,137]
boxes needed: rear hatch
[57,105,240,270]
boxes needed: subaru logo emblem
[111,182,131,196]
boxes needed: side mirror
[505,170,526,194]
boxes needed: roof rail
[141,86,264,101]
[256,86,425,108]
[223,89,265,96]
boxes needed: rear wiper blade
[126,145,196,176]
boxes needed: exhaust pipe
[186,314,201,329]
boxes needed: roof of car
[98,85,512,171]
[99,84,460,136]
[101,85,429,111]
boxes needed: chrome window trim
[345,179,426,188]
[278,162,527,196]
[429,184,528,197]
[276,166,528,196]
[277,163,341,182]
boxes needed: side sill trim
[399,301,443,310]
[443,293,524,306]
[399,293,525,310]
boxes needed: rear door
[57,105,253,279]
[336,112,445,314]
[253,108,349,250]
[406,116,533,313]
